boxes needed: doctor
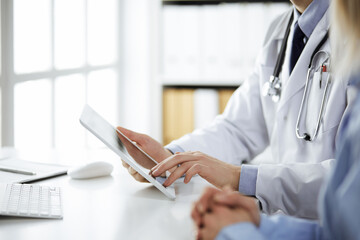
[191,0,360,237]
[118,0,351,219]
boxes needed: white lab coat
[169,9,351,219]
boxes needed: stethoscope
[262,12,331,141]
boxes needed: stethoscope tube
[296,68,313,141]
[273,13,294,78]
[262,10,331,142]
[296,50,331,142]
[262,12,294,103]
[308,32,329,68]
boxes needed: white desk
[0,148,210,240]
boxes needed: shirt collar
[294,0,330,38]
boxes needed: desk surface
[0,148,210,240]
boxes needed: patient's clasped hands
[191,187,260,240]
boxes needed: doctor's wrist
[165,148,174,155]
[230,166,241,190]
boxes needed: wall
[120,0,162,141]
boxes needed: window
[1,0,120,149]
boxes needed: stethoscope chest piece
[262,76,282,103]
[262,12,294,104]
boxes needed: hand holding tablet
[116,127,172,169]
[116,127,173,181]
[79,105,176,200]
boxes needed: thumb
[214,192,260,226]
[214,192,251,209]
[117,126,141,142]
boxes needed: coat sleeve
[167,65,269,166]
[216,214,323,240]
[256,159,335,219]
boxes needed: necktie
[289,22,306,73]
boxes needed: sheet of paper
[0,158,68,183]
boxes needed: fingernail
[152,169,159,176]
[163,180,168,187]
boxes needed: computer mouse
[67,161,114,179]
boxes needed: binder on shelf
[180,6,201,78]
[162,6,200,79]
[194,89,219,129]
[163,88,195,145]
[218,89,235,113]
[163,6,182,78]
[245,3,266,64]
[218,4,244,79]
[199,5,221,79]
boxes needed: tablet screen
[116,129,158,169]
[116,130,165,183]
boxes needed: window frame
[0,0,123,147]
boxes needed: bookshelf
[163,0,289,5]
[160,0,290,144]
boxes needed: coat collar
[272,9,293,41]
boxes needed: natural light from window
[14,0,51,74]
[12,0,119,150]
[14,79,52,148]
[54,0,85,70]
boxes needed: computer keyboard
[0,183,63,219]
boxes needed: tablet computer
[79,104,176,200]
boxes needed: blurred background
[0,0,290,151]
